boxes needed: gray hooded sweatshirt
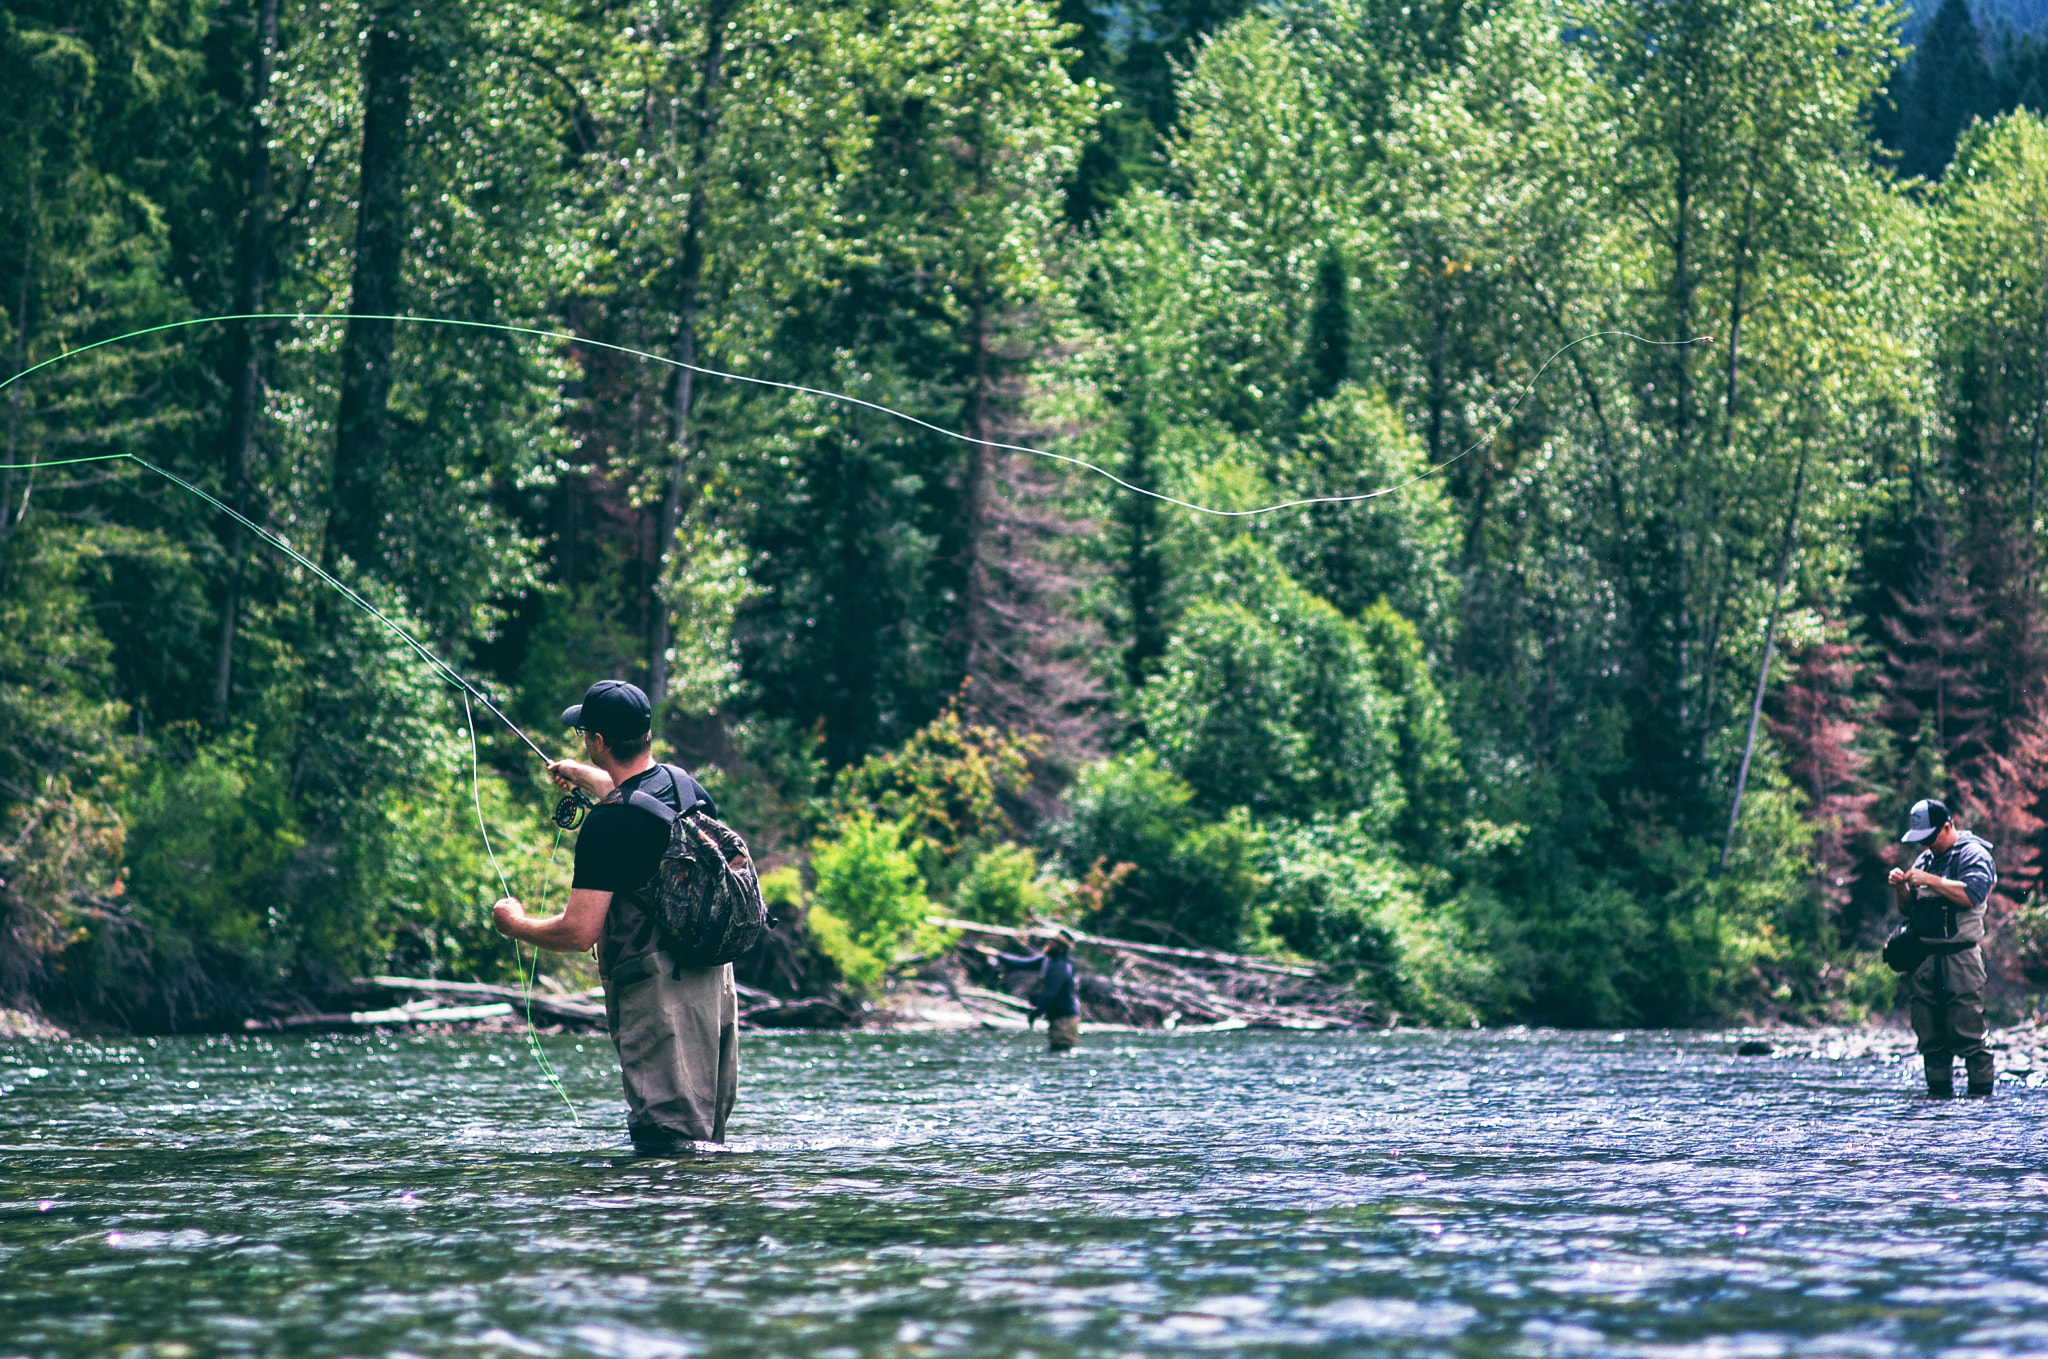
[1907,830,1998,943]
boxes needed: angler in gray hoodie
[1889,798,1999,1097]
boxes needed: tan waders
[1910,945,1994,1096]
[1047,1015,1080,1052]
[604,952,739,1150]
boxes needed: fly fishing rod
[14,446,595,826]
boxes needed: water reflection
[2,1028,2043,1356]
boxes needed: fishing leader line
[3,311,1707,752]
[463,692,581,1126]
[16,445,555,761]
[0,311,1707,519]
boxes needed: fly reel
[552,787,595,830]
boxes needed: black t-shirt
[570,764,717,895]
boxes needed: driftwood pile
[244,974,854,1034]
[243,976,605,1033]
[935,918,1379,1031]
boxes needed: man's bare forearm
[494,889,609,954]
[548,758,614,798]
[502,910,590,953]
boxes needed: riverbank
[1721,1020,2048,1083]
[0,1008,69,1040]
[16,975,2045,1062]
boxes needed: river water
[2,1027,2045,1357]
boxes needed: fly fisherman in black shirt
[998,930,1081,1051]
[491,680,739,1151]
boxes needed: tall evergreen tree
[1881,513,1993,767]
[1768,637,1879,915]
[1878,0,1993,178]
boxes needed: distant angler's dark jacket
[997,949,1078,1020]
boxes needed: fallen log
[245,1000,518,1032]
[953,983,1034,1014]
[362,973,852,1032]
[740,995,856,1029]
[931,918,1378,1030]
[931,917,1323,978]
[353,1001,515,1024]
[360,976,605,1025]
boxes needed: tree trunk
[1719,439,1809,870]
[2031,207,2048,554]
[330,7,412,571]
[210,0,281,724]
[3,173,33,548]
[1695,545,1733,738]
[1671,137,1696,749]
[1722,182,1755,444]
[1120,372,1166,693]
[649,349,692,705]
[646,0,736,714]
[961,290,994,699]
[1426,281,1448,471]
[1701,183,1753,771]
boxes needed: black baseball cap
[1902,797,1951,844]
[561,680,651,743]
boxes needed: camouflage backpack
[619,767,767,970]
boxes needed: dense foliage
[8,0,2048,1030]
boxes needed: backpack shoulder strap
[622,789,678,824]
[657,763,714,817]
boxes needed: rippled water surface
[4,1028,2046,1357]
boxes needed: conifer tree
[1954,692,2048,916]
[209,0,282,723]
[1877,0,1993,179]
[1305,245,1351,405]
[1768,637,1878,914]
[1880,513,1992,769]
[646,0,740,715]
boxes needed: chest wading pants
[605,955,739,1148]
[1909,945,1992,1092]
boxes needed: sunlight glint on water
[3,1029,2045,1357]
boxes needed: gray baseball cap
[1901,798,1951,844]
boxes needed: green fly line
[8,435,584,1112]
[0,311,1706,517]
[464,693,580,1127]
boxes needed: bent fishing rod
[42,444,601,830]
[59,446,555,756]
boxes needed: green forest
[9,0,2048,1032]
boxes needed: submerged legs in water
[1910,948,1994,1096]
